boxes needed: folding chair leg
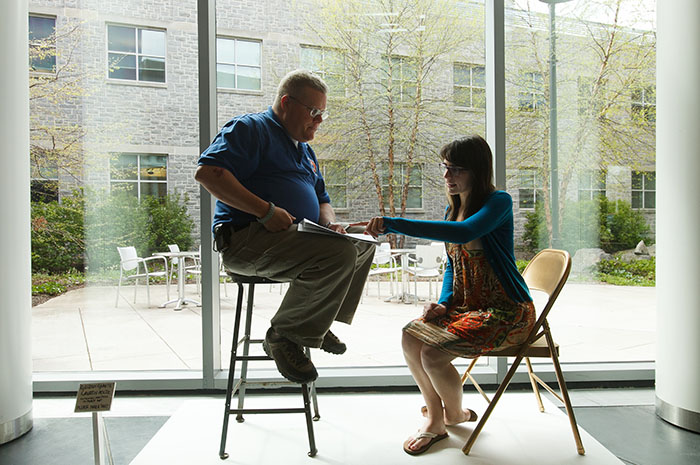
[546,329,585,455]
[460,358,491,404]
[463,354,525,455]
[525,357,545,412]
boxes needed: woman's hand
[365,216,386,238]
[422,302,447,321]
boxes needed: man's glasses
[439,162,469,176]
[288,95,329,119]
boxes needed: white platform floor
[129,392,620,465]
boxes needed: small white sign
[74,382,116,413]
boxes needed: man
[195,69,375,384]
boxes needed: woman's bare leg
[420,345,473,425]
[402,332,447,451]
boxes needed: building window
[29,15,56,73]
[31,155,59,203]
[300,46,345,97]
[453,63,485,109]
[322,161,348,209]
[631,171,655,209]
[382,163,423,209]
[578,170,606,201]
[107,25,166,83]
[578,77,604,117]
[518,71,545,111]
[518,168,544,209]
[110,153,167,199]
[217,37,261,90]
[383,56,417,103]
[631,86,656,123]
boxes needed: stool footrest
[235,355,271,361]
[228,408,308,415]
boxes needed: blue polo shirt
[198,107,330,232]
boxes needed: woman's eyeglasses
[439,163,469,175]
[288,95,329,119]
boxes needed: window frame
[383,55,418,104]
[216,36,262,91]
[300,45,346,98]
[29,14,57,74]
[109,153,169,200]
[631,170,656,210]
[518,71,545,112]
[106,24,167,84]
[381,162,423,210]
[321,160,348,210]
[453,62,486,109]
[578,169,607,201]
[631,85,656,123]
[518,168,544,210]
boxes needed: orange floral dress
[403,244,535,358]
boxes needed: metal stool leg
[235,283,256,422]
[305,347,320,421]
[219,276,320,459]
[301,382,318,457]
[219,282,245,460]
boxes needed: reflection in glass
[108,25,136,53]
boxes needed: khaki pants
[220,222,375,347]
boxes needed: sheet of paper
[298,219,378,244]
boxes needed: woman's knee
[420,345,453,373]
[402,332,423,360]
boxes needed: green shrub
[595,256,655,286]
[140,193,195,256]
[84,188,147,270]
[85,189,195,270]
[32,188,196,273]
[32,270,86,295]
[522,197,652,255]
[31,193,85,273]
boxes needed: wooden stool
[219,273,319,459]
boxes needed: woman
[366,135,535,456]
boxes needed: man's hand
[263,206,295,232]
[327,223,347,234]
[422,302,447,321]
[365,216,386,238]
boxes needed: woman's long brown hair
[441,135,496,221]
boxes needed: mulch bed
[32,283,86,307]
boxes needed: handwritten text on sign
[74,382,116,413]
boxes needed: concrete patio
[31,279,656,372]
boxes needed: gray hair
[274,69,328,106]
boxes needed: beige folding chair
[460,249,585,456]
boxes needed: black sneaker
[262,327,318,384]
[320,330,347,355]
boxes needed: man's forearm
[318,202,336,226]
[194,165,269,218]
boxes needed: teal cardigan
[381,190,532,305]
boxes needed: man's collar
[267,106,300,148]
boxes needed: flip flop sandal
[420,406,479,424]
[403,431,449,456]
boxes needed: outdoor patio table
[154,251,200,311]
[385,248,418,304]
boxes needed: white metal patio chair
[116,246,169,307]
[366,242,401,298]
[405,243,444,304]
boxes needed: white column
[0,0,33,444]
[656,0,700,432]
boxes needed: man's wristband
[257,201,276,225]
